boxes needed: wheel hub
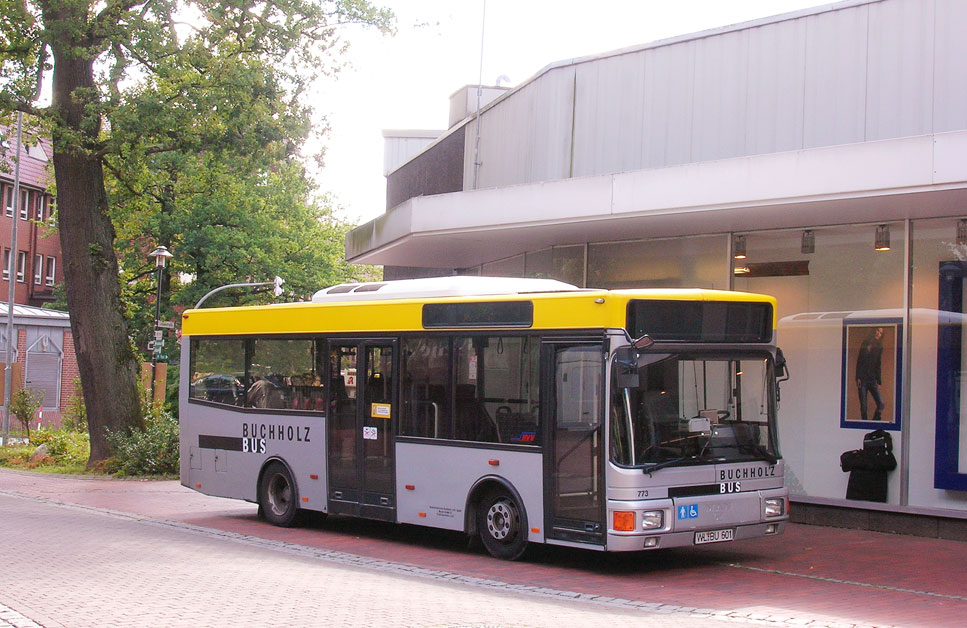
[267,473,291,517]
[486,499,518,541]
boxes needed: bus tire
[258,461,302,527]
[477,488,528,560]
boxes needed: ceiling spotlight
[874,225,891,252]
[801,230,815,254]
[733,235,747,260]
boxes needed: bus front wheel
[477,488,528,560]
[258,461,302,527]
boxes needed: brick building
[0,132,61,305]
[1,126,75,427]
[1,303,74,425]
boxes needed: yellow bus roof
[181,287,777,337]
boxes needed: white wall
[467,0,967,191]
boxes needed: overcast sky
[311,0,834,225]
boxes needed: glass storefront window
[734,223,905,502]
[481,254,524,277]
[525,245,585,286]
[587,234,729,289]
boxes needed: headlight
[641,510,664,530]
[764,497,785,517]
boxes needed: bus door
[543,340,606,546]
[327,340,397,521]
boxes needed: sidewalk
[2,492,732,628]
[2,469,966,627]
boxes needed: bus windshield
[610,352,779,469]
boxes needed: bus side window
[453,335,540,445]
[455,384,498,442]
[244,338,325,412]
[189,337,245,407]
[401,337,451,438]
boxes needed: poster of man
[842,321,900,427]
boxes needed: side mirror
[633,334,655,350]
[775,347,790,403]
[775,347,790,382]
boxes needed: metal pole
[194,277,283,309]
[151,261,163,398]
[2,111,24,445]
[471,0,486,190]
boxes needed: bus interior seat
[455,385,499,442]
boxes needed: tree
[10,387,43,441]
[114,151,381,361]
[0,1,393,465]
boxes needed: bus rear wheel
[477,488,528,560]
[258,462,302,527]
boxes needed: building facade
[0,133,62,306]
[349,0,967,524]
[0,303,76,425]
[1,128,74,426]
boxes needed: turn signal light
[613,511,635,531]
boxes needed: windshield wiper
[748,444,778,464]
[641,455,702,475]
[642,444,776,471]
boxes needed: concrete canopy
[347,130,967,269]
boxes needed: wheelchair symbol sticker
[677,504,699,520]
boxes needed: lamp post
[148,245,173,402]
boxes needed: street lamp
[148,245,173,402]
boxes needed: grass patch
[0,427,96,475]
[2,410,180,478]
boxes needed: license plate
[694,528,734,544]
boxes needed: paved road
[2,469,966,627]
[0,490,736,628]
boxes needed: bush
[28,427,90,467]
[105,410,179,476]
[61,378,88,433]
[10,388,43,440]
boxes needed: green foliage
[105,409,180,476]
[9,388,43,440]
[61,378,88,433]
[28,427,90,468]
[1,1,395,462]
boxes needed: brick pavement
[2,469,966,627]
[0,492,737,628]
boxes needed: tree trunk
[49,40,144,465]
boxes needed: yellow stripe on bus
[181,289,776,337]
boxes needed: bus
[180,276,789,559]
